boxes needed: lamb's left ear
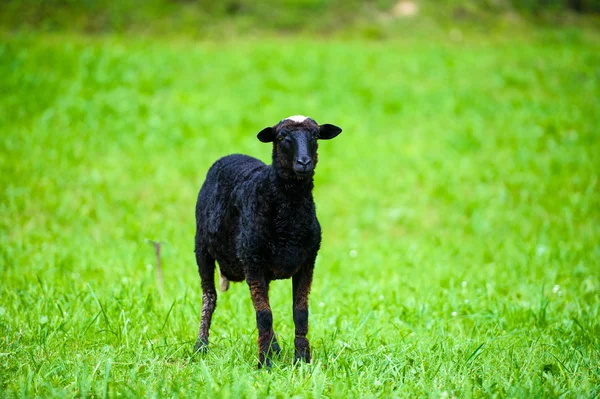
[257,127,275,143]
[318,124,342,140]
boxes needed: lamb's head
[257,115,342,179]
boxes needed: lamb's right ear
[257,127,275,143]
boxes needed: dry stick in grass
[7,328,22,346]
[149,240,163,294]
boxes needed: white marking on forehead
[285,115,308,123]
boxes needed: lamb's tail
[218,269,230,292]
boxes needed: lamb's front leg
[247,276,279,368]
[292,264,314,363]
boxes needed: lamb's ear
[318,124,342,140]
[257,127,275,143]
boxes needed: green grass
[1,27,599,397]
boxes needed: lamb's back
[195,154,268,244]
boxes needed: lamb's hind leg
[194,249,217,353]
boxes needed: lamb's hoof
[271,341,282,356]
[294,338,311,364]
[194,337,209,354]
[294,356,310,364]
[294,350,311,364]
[258,357,272,370]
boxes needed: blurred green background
[1,0,600,36]
[1,1,599,398]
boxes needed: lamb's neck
[269,166,314,202]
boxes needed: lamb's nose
[296,157,312,166]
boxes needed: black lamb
[193,115,342,368]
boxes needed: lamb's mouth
[293,169,313,178]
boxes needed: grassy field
[1,26,599,397]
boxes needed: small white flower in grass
[40,316,49,324]
[379,295,384,301]
[553,285,560,294]
[451,311,458,317]
[319,302,325,308]
[441,391,449,399]
[146,263,153,271]
[536,245,547,256]
[349,249,358,258]
[461,281,467,288]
